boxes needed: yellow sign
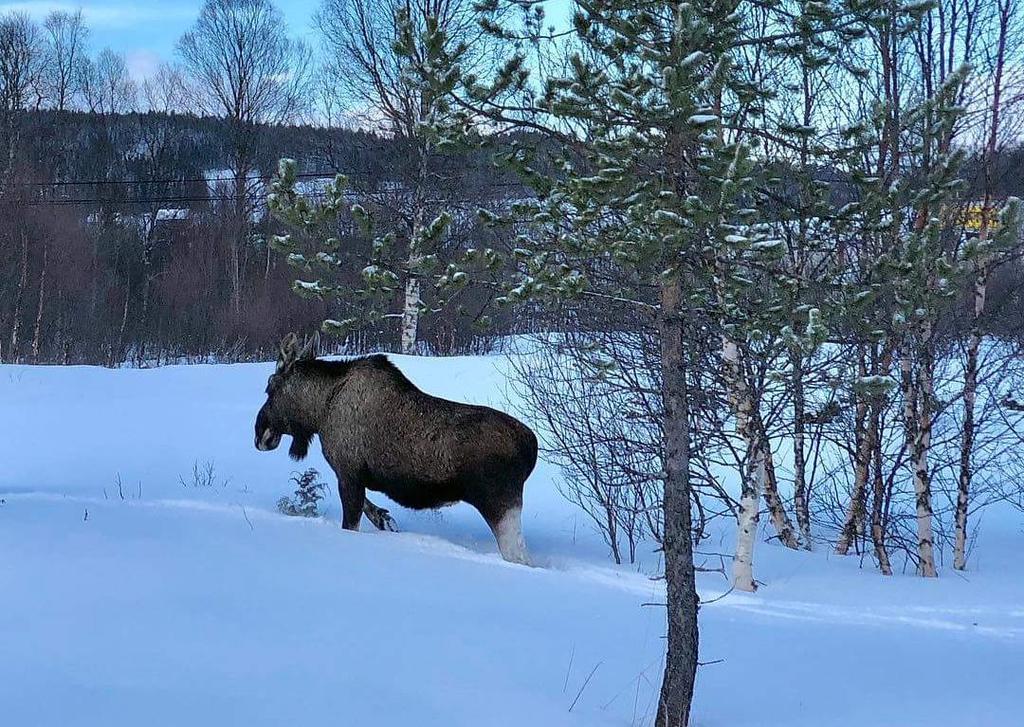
[962,202,1000,233]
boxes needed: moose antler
[276,333,300,372]
[277,332,317,373]
[298,331,319,361]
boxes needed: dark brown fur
[255,336,537,562]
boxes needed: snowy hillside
[1,354,1022,726]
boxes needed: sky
[0,1,571,82]
[0,1,322,80]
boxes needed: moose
[254,334,538,564]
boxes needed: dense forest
[0,108,532,364]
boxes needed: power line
[7,167,522,188]
[6,195,286,207]
[1,184,531,207]
[8,171,362,188]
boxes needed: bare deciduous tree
[141,63,188,115]
[0,11,44,194]
[42,9,87,112]
[954,0,1022,571]
[79,48,137,115]
[178,0,312,314]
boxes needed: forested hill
[0,110,529,367]
[8,110,517,204]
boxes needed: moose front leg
[363,498,399,532]
[338,480,365,531]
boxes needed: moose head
[254,332,319,458]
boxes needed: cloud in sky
[0,2,196,28]
[124,47,161,81]
[0,1,317,81]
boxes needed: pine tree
[270,3,487,352]
[459,0,878,721]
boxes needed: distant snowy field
[1,354,1022,726]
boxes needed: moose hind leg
[363,498,399,532]
[488,505,530,565]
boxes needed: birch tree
[826,0,974,577]
[178,0,312,315]
[315,0,495,353]
[42,9,87,112]
[79,48,137,115]
[953,0,1023,571]
[0,12,44,196]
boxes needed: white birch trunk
[762,429,800,549]
[835,384,870,556]
[837,345,893,557]
[732,443,763,592]
[869,420,893,576]
[902,344,938,578]
[724,338,762,592]
[400,142,429,356]
[230,167,247,316]
[954,231,989,571]
[400,275,421,355]
[791,350,812,548]
[915,337,938,578]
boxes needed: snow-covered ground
[1,354,1022,726]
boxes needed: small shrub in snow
[277,469,326,518]
[179,460,228,489]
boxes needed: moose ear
[299,331,319,361]
[277,333,300,373]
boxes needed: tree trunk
[400,144,429,356]
[723,338,762,592]
[902,342,938,577]
[955,0,1007,570]
[31,244,49,363]
[137,222,157,365]
[792,350,812,548]
[915,338,938,578]
[733,438,763,592]
[139,274,151,366]
[230,164,248,316]
[955,266,986,571]
[0,108,21,198]
[8,231,29,363]
[762,427,800,549]
[837,344,892,556]
[116,281,131,366]
[655,276,698,727]
[58,290,70,365]
[264,234,273,281]
[836,393,871,556]
[722,336,800,571]
[400,275,421,355]
[869,407,893,575]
